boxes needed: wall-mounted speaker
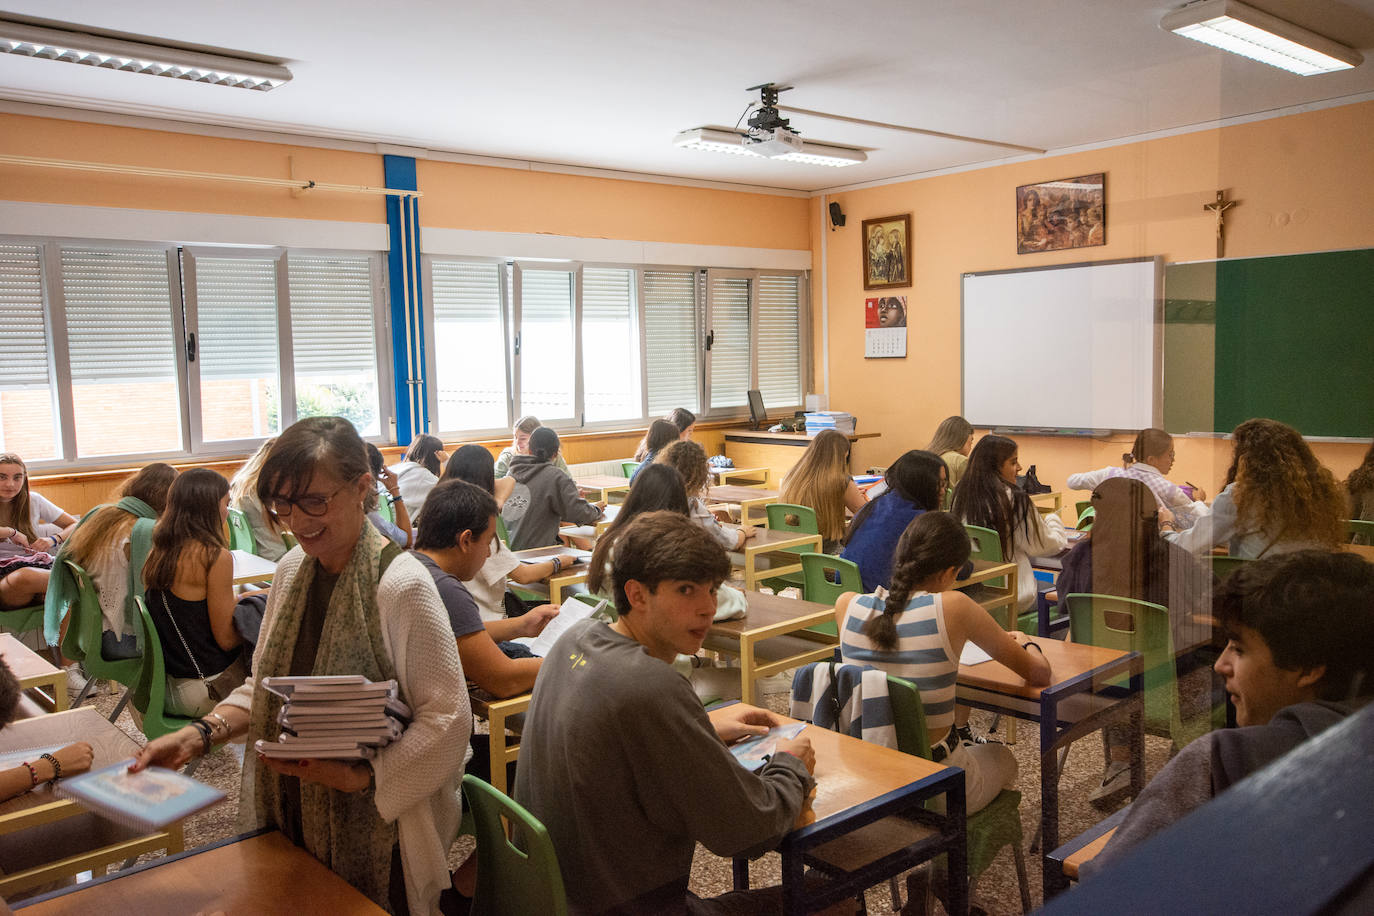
[828,201,846,230]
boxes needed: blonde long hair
[65,463,178,564]
[229,438,276,509]
[780,429,852,542]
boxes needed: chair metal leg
[888,875,903,911]
[1012,840,1032,913]
[69,677,95,709]
[107,686,132,723]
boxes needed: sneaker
[64,664,88,696]
[953,723,994,746]
[1089,760,1132,805]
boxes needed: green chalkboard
[1163,249,1374,438]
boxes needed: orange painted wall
[815,100,1374,513]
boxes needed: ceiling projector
[744,126,804,157]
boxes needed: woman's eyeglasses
[267,482,350,518]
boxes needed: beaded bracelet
[20,761,38,790]
[39,752,62,785]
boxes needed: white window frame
[421,254,514,440]
[512,261,583,431]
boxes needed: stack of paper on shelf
[254,675,411,761]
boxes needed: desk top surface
[707,485,781,501]
[741,527,822,551]
[953,558,1017,587]
[0,633,59,680]
[0,708,141,818]
[17,830,387,914]
[573,474,632,489]
[957,638,1133,699]
[709,591,835,636]
[230,549,276,577]
[707,707,946,828]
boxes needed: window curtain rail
[0,154,422,198]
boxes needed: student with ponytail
[837,511,1050,813]
[1066,428,1208,530]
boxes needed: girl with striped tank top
[837,511,1051,813]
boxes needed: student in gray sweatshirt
[500,426,603,550]
[1082,550,1374,877]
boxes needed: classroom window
[429,259,511,434]
[60,246,185,458]
[287,254,384,438]
[0,243,60,461]
[706,271,753,411]
[756,274,804,408]
[514,265,578,423]
[581,267,640,423]
[642,268,701,417]
[2,236,390,469]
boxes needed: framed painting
[862,214,911,290]
[1016,173,1106,254]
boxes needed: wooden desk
[0,707,184,897]
[954,559,1019,627]
[738,527,823,591]
[16,829,386,914]
[573,475,631,504]
[706,485,780,528]
[0,634,66,712]
[956,639,1143,899]
[230,549,276,586]
[711,708,968,915]
[510,545,590,604]
[702,592,837,705]
[1031,491,1064,514]
[710,465,771,488]
[723,430,881,491]
[557,504,620,542]
[468,691,532,798]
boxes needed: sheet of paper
[509,595,609,658]
[959,642,993,666]
[729,722,807,771]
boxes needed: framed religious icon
[862,214,911,290]
[1016,172,1106,254]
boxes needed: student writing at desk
[1065,428,1209,530]
[516,511,815,914]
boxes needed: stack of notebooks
[254,675,410,761]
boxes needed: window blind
[287,254,376,374]
[518,269,576,417]
[430,259,508,432]
[756,274,802,407]
[582,267,637,421]
[708,274,751,410]
[0,244,49,389]
[60,247,178,382]
[643,269,700,415]
[191,255,279,380]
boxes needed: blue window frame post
[384,155,428,444]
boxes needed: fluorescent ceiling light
[1161,0,1362,76]
[673,127,866,167]
[0,18,292,90]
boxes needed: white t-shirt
[469,537,522,622]
[29,492,69,536]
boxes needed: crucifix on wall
[1203,190,1239,258]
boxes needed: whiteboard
[961,258,1160,431]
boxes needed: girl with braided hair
[837,511,1050,813]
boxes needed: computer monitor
[747,389,766,430]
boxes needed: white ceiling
[3,0,1374,193]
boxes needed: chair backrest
[462,774,568,916]
[801,553,862,606]
[620,461,639,478]
[1076,505,1097,530]
[1347,518,1374,544]
[883,674,934,761]
[963,523,1003,563]
[765,502,818,535]
[1075,500,1092,522]
[132,596,195,740]
[226,507,257,554]
[495,514,512,547]
[1209,554,1251,580]
[61,559,145,685]
[1064,592,1206,745]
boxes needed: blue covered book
[55,758,225,832]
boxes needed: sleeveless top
[146,588,240,679]
[839,590,958,737]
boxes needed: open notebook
[509,595,611,658]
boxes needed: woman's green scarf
[242,521,401,911]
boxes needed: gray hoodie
[501,456,602,550]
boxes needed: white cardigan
[224,548,470,915]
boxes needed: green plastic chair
[461,774,568,916]
[963,523,1035,634]
[879,675,1032,912]
[226,507,257,554]
[799,553,861,637]
[1075,506,1096,530]
[496,515,512,547]
[58,559,143,718]
[1065,593,1220,750]
[620,461,639,478]
[0,603,47,647]
[1347,518,1374,545]
[1075,500,1092,523]
[131,596,201,741]
[759,503,819,593]
[1209,555,1251,580]
[376,495,395,524]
